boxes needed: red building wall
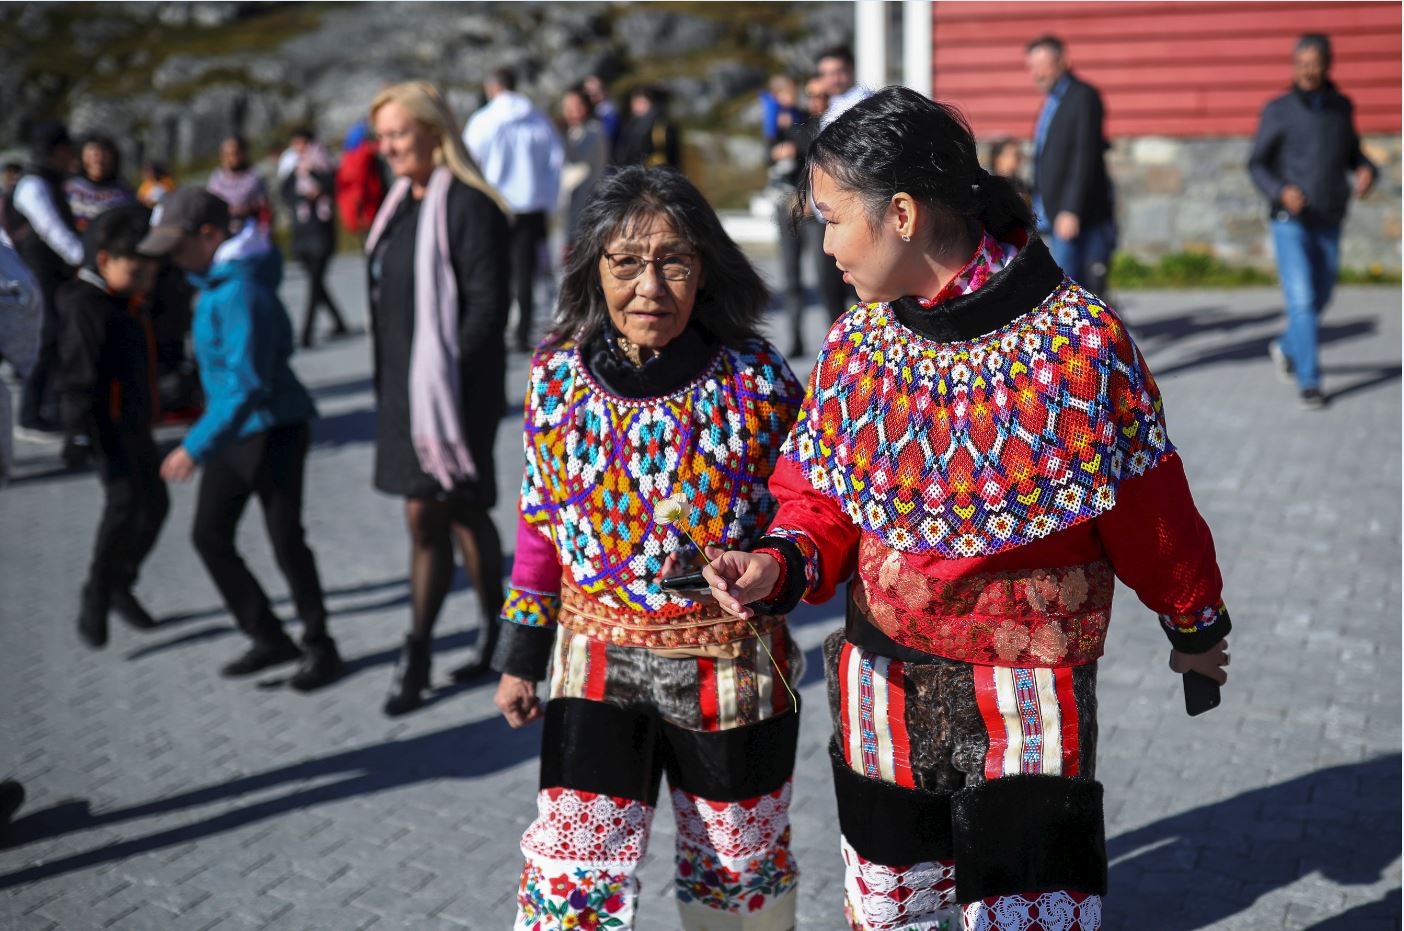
[931,1,1401,139]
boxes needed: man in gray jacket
[1249,34,1377,409]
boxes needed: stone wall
[1105,134,1401,273]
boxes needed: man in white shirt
[818,46,871,129]
[464,68,564,352]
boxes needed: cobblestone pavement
[1,253,1398,931]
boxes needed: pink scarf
[365,166,476,490]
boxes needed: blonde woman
[364,81,512,715]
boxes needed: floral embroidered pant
[513,628,802,931]
[825,632,1106,931]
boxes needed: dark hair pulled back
[547,165,769,350]
[796,85,1033,250]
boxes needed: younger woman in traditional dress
[703,86,1231,931]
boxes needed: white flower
[654,493,692,526]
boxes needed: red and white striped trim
[972,666,1080,781]
[837,641,915,787]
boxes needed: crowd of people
[0,29,1382,931]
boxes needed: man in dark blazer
[1026,35,1115,295]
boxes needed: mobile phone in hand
[659,571,710,593]
[1183,670,1221,716]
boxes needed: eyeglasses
[604,252,696,281]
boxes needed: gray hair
[546,166,769,351]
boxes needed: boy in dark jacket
[56,205,169,647]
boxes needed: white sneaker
[1267,340,1295,385]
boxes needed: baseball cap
[137,186,231,257]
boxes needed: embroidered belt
[852,541,1114,667]
[558,580,784,658]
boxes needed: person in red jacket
[702,87,1231,931]
[334,120,386,238]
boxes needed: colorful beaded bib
[781,280,1172,559]
[521,340,803,614]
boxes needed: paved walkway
[1,254,1399,930]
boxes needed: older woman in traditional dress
[492,165,806,931]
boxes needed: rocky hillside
[0,1,852,205]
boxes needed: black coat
[614,111,680,169]
[367,179,510,503]
[1248,81,1376,227]
[1033,73,1113,228]
[280,168,337,258]
[55,273,156,442]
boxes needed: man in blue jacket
[1249,34,1377,409]
[139,187,343,690]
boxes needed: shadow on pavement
[307,373,374,400]
[1125,306,1279,352]
[5,462,93,487]
[123,623,238,660]
[1104,753,1401,929]
[151,576,416,629]
[1152,319,1378,379]
[0,715,541,888]
[1324,364,1402,404]
[310,406,377,449]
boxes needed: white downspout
[855,0,888,91]
[902,0,933,97]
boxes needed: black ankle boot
[289,637,345,692]
[449,617,501,683]
[76,586,109,649]
[384,635,431,717]
[220,635,302,678]
[109,589,157,630]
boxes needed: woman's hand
[495,674,543,728]
[160,446,197,483]
[1169,638,1230,685]
[656,552,718,607]
[700,545,781,620]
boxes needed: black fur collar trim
[582,322,718,399]
[890,235,1066,344]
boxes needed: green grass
[1337,264,1402,285]
[1110,251,1399,288]
[1110,252,1275,288]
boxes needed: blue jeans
[1046,219,1116,295]
[1271,218,1341,391]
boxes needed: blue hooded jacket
[183,224,316,462]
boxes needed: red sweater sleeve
[1094,450,1231,652]
[765,455,861,604]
